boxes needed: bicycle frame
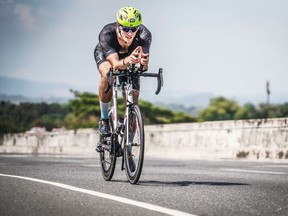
[107,66,163,143]
[109,74,134,146]
[109,71,142,171]
[100,65,163,183]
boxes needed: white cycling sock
[100,101,110,119]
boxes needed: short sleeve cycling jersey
[94,22,152,67]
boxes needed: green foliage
[199,97,240,121]
[234,103,257,120]
[0,101,68,133]
[278,102,288,117]
[0,90,197,133]
[1,92,288,134]
[66,90,100,129]
[255,103,288,119]
[139,100,196,124]
[66,91,196,128]
[65,90,196,129]
[198,97,288,122]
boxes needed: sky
[0,0,287,106]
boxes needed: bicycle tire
[99,113,117,181]
[124,105,145,184]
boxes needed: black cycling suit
[94,22,152,90]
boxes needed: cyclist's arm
[100,40,126,71]
[107,47,141,71]
[106,53,127,71]
[139,26,152,71]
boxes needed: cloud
[0,0,14,4]
[13,3,36,32]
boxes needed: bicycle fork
[120,82,134,171]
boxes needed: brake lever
[155,68,163,95]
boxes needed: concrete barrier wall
[0,129,98,155]
[0,118,287,160]
[145,118,288,160]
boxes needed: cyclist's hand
[140,53,149,66]
[129,46,142,64]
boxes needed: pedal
[95,141,103,153]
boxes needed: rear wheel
[124,105,145,184]
[99,113,117,181]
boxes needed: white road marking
[81,164,100,167]
[264,165,288,168]
[222,168,287,175]
[0,173,197,216]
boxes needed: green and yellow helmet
[116,6,142,27]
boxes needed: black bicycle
[96,65,163,184]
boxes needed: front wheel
[124,105,145,184]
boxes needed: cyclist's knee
[98,61,111,77]
[133,90,139,104]
[133,90,139,96]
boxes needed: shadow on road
[137,180,250,187]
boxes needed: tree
[234,103,257,120]
[67,90,196,128]
[199,96,240,121]
[277,102,288,117]
[67,90,101,129]
[256,103,278,119]
[0,101,68,133]
[139,100,196,124]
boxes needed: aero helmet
[116,6,142,27]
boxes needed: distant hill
[156,102,200,116]
[0,75,211,109]
[0,93,70,104]
[0,75,76,98]
[2,75,285,114]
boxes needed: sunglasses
[120,25,139,33]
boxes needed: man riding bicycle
[94,6,152,137]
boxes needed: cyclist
[94,6,152,137]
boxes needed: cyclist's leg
[94,45,112,136]
[122,89,139,143]
[126,80,140,142]
[121,75,140,105]
[130,77,141,141]
[132,76,140,104]
[98,61,112,103]
[121,81,139,141]
[122,90,139,105]
[95,45,112,117]
[98,61,113,136]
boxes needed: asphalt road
[0,154,287,216]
